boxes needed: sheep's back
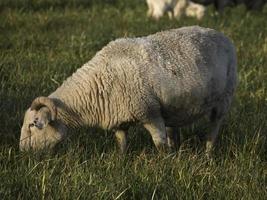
[99,26,236,123]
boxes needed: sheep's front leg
[147,3,154,17]
[167,10,174,19]
[173,0,188,19]
[166,127,180,151]
[115,130,127,154]
[143,117,167,151]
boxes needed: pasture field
[0,0,266,199]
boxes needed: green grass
[0,0,267,199]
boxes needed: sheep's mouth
[19,134,32,152]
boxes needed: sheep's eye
[29,123,34,128]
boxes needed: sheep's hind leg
[143,117,167,152]
[205,108,224,157]
[166,127,180,151]
[115,130,127,154]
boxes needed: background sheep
[174,0,206,20]
[20,26,237,155]
[190,0,232,13]
[242,0,266,11]
[146,0,177,20]
[146,0,206,20]
[190,0,266,13]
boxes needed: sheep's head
[20,97,66,151]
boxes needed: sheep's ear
[31,97,57,121]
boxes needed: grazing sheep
[146,0,177,20]
[186,2,206,20]
[242,0,266,11]
[174,0,206,20]
[190,0,232,13]
[146,0,206,20]
[20,26,237,155]
[190,0,266,13]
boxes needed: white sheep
[146,0,206,20]
[20,26,237,155]
[180,1,206,20]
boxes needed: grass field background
[0,0,266,199]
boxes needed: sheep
[189,0,232,13]
[20,26,237,156]
[174,0,206,20]
[146,0,178,20]
[146,0,206,20]
[242,0,266,11]
[190,0,266,13]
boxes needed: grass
[0,0,267,199]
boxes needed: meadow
[0,0,266,199]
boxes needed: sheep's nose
[33,117,38,125]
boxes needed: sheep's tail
[217,41,238,119]
[226,42,238,97]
